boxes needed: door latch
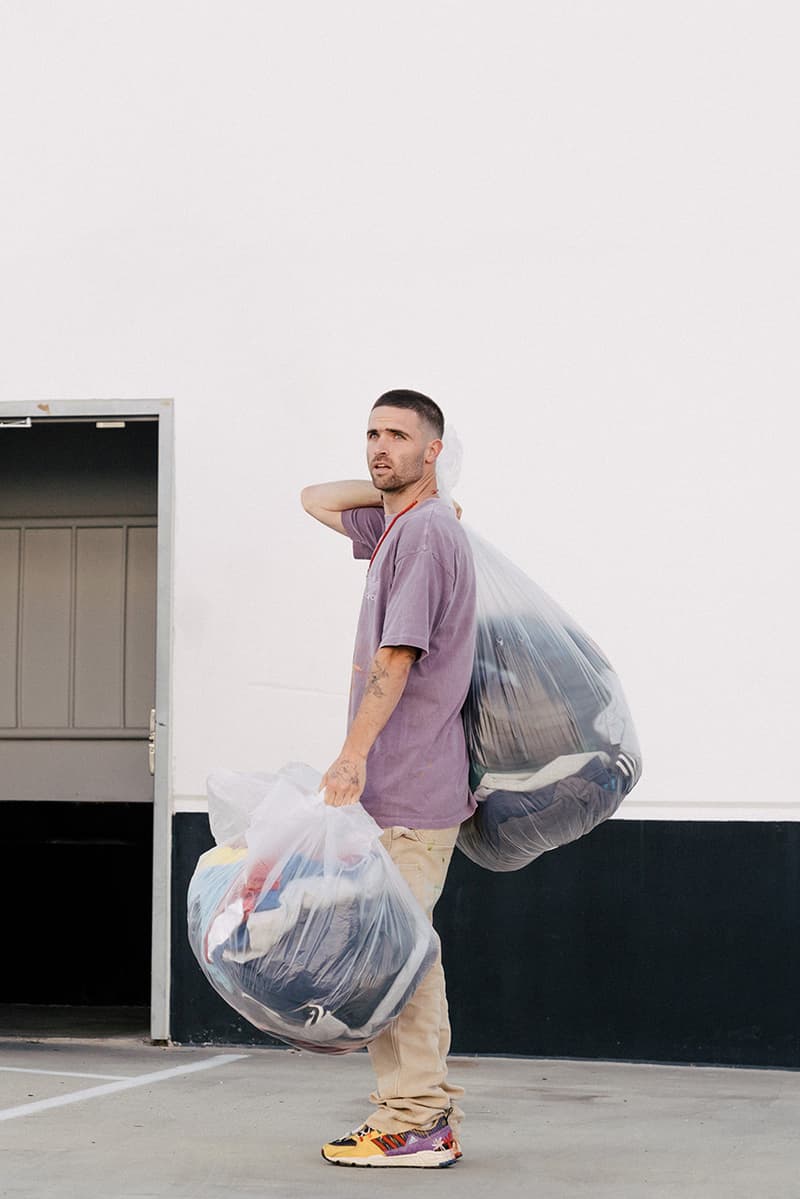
[149,708,156,775]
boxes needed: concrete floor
[0,1036,798,1198]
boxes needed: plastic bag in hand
[457,531,641,871]
[187,763,438,1053]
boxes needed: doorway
[0,404,172,1040]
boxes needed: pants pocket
[404,825,460,851]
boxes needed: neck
[382,476,438,516]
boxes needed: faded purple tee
[341,497,477,829]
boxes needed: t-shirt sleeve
[341,507,385,560]
[380,548,455,658]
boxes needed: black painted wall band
[170,814,800,1068]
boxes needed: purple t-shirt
[341,497,477,830]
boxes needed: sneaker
[321,1112,459,1168]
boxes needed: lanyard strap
[368,500,419,570]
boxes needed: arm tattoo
[331,758,360,786]
[366,660,390,699]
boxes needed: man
[300,389,477,1169]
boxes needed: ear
[425,439,443,464]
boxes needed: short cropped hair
[372,389,444,439]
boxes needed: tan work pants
[366,824,464,1136]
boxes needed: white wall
[1,2,796,820]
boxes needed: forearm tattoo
[366,659,390,699]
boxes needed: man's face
[366,406,436,493]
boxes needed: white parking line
[0,1067,129,1080]
[0,1053,248,1122]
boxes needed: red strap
[368,500,418,570]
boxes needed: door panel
[125,526,158,729]
[0,529,20,726]
[74,526,126,728]
[2,741,155,802]
[1,517,156,802]
[20,528,72,727]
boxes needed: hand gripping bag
[187,763,438,1053]
[436,438,642,873]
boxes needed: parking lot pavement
[1,1037,799,1198]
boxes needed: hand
[453,499,463,520]
[321,753,367,806]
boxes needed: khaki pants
[366,824,464,1136]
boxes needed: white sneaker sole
[322,1149,458,1168]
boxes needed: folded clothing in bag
[457,530,642,871]
[458,750,635,872]
[187,765,438,1053]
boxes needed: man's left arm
[321,644,418,806]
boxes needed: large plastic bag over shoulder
[457,531,641,871]
[436,436,641,873]
[187,764,438,1053]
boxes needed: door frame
[0,398,175,1040]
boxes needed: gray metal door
[0,419,158,804]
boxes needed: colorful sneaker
[321,1113,459,1168]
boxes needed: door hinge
[0,418,32,429]
[149,708,156,775]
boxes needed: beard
[369,467,402,491]
[369,451,425,492]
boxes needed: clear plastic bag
[187,764,438,1053]
[435,434,641,873]
[456,531,642,871]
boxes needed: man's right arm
[300,480,383,535]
